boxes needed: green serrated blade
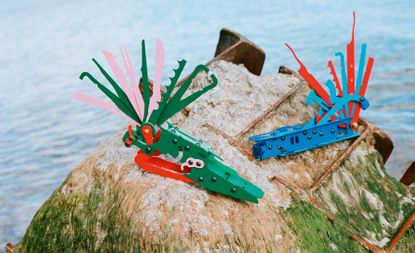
[148,59,187,125]
[156,65,218,125]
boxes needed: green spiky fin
[149,64,218,126]
[79,65,141,124]
[148,59,186,124]
[140,40,151,122]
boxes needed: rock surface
[8,60,415,252]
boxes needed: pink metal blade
[148,38,165,116]
[120,45,145,120]
[74,91,140,125]
[102,49,140,121]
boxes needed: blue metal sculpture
[250,12,374,161]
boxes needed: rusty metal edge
[310,119,370,192]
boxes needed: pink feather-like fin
[120,45,145,120]
[75,91,140,125]
[102,49,140,121]
[148,38,165,115]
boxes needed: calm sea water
[1,0,414,248]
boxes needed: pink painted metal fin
[347,11,356,116]
[120,45,145,120]
[148,38,165,115]
[352,57,374,123]
[285,43,332,106]
[75,91,140,125]
[328,60,343,96]
[102,49,140,120]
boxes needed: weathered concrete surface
[7,60,415,253]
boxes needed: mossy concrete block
[8,60,415,252]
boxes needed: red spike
[285,43,332,106]
[346,11,356,116]
[328,60,343,96]
[352,57,374,123]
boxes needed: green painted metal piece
[81,39,264,203]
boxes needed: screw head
[198,177,204,182]
[172,138,178,144]
[211,177,217,182]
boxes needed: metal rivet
[196,162,202,167]
[319,132,323,136]
[231,188,237,193]
[303,130,307,135]
[360,97,364,101]
[143,128,150,134]
[268,145,272,150]
[308,135,312,140]
[211,177,217,182]
[172,138,178,144]
[145,147,152,153]
[188,160,193,165]
[281,136,285,141]
[184,145,190,151]
[198,177,204,182]
[312,130,317,134]
[331,129,335,133]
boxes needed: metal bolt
[172,138,178,144]
[198,177,204,182]
[231,188,237,193]
[211,177,217,182]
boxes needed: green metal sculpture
[76,39,264,203]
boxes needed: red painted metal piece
[347,12,356,115]
[352,57,374,123]
[135,151,194,183]
[328,60,343,96]
[285,43,332,106]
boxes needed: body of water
[0,0,414,249]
